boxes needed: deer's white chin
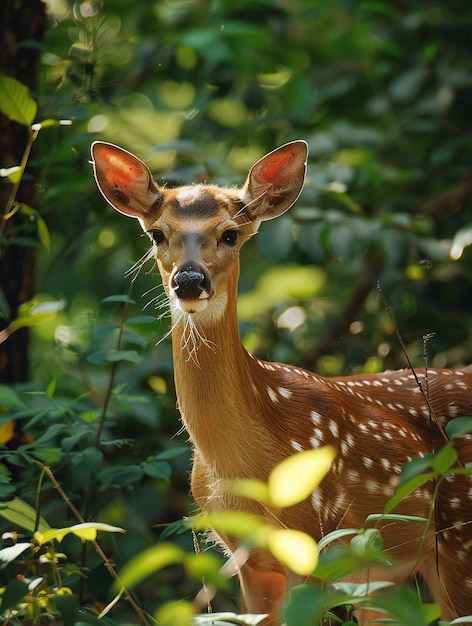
[171,292,228,324]
[175,298,209,314]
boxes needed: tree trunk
[0,0,47,383]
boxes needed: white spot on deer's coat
[333,491,347,512]
[448,405,459,417]
[366,480,380,493]
[313,428,324,441]
[291,440,303,452]
[329,420,339,438]
[311,490,322,510]
[278,387,292,399]
[311,411,322,425]
[267,387,278,403]
[349,470,360,482]
[346,433,355,448]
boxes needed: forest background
[0,0,472,624]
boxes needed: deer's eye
[149,229,165,245]
[221,229,239,246]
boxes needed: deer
[91,139,472,625]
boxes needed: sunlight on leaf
[0,75,37,126]
[0,543,31,563]
[0,165,22,182]
[230,478,270,503]
[0,498,50,534]
[117,543,185,590]
[155,599,194,626]
[9,298,66,332]
[268,447,335,508]
[267,529,318,575]
[194,613,268,625]
[317,528,359,551]
[35,522,125,545]
[195,511,265,539]
[450,225,472,260]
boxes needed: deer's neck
[171,300,277,478]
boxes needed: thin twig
[376,282,449,445]
[33,460,152,626]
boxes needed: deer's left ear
[242,140,308,222]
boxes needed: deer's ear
[91,141,163,220]
[242,140,308,222]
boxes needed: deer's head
[91,141,307,325]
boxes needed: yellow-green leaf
[268,447,335,508]
[155,599,194,626]
[267,529,318,575]
[0,75,37,126]
[117,543,185,591]
[0,498,50,534]
[37,217,50,252]
[0,165,22,182]
[194,511,264,540]
[230,478,270,503]
[35,522,125,545]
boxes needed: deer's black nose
[172,262,210,300]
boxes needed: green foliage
[1,0,472,624]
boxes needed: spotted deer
[91,140,472,624]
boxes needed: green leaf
[37,216,51,251]
[155,599,194,626]
[9,298,65,331]
[373,586,441,626]
[155,446,189,460]
[268,447,335,507]
[97,464,143,488]
[143,459,172,480]
[283,584,328,626]
[101,295,136,305]
[350,528,383,559]
[0,385,26,409]
[317,528,359,551]
[54,591,80,626]
[126,315,155,324]
[0,75,37,126]
[184,551,226,587]
[0,497,50,534]
[446,416,472,438]
[384,472,435,514]
[0,577,29,611]
[106,349,143,364]
[365,513,429,525]
[117,543,185,590]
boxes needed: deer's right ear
[91,141,163,220]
